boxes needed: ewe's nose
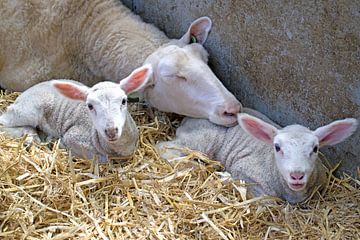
[219,101,242,118]
[290,172,304,181]
[104,127,119,140]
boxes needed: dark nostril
[223,111,235,117]
[290,173,305,180]
[221,102,241,118]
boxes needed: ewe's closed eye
[163,74,186,81]
[176,75,187,81]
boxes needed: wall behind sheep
[122,0,360,177]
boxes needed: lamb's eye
[122,98,127,105]
[275,143,281,152]
[313,146,318,153]
[87,103,94,110]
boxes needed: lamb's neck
[75,1,169,82]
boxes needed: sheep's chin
[209,114,238,127]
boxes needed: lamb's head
[142,17,242,127]
[238,113,358,192]
[53,65,152,142]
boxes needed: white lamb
[0,65,152,162]
[157,110,358,203]
[0,1,241,126]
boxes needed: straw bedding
[0,91,359,240]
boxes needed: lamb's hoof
[23,134,41,148]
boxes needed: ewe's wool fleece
[0,0,167,91]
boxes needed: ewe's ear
[313,118,358,147]
[120,64,153,94]
[237,113,278,144]
[52,80,89,101]
[180,16,212,45]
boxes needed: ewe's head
[53,65,152,142]
[238,113,358,192]
[142,17,241,127]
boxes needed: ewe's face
[273,126,319,192]
[87,82,128,142]
[143,44,241,127]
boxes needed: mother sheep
[0,0,241,126]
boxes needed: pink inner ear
[319,122,353,145]
[242,118,273,144]
[53,83,87,101]
[122,68,149,94]
[190,21,209,44]
[190,24,203,36]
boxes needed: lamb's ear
[313,118,358,147]
[119,64,153,94]
[180,17,212,45]
[52,80,89,101]
[237,113,278,144]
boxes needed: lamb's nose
[290,172,304,181]
[105,127,118,140]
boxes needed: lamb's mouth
[107,137,119,143]
[288,182,306,191]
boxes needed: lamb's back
[10,80,90,138]
[216,125,280,196]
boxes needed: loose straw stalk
[0,91,359,239]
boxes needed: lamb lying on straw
[0,91,359,239]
